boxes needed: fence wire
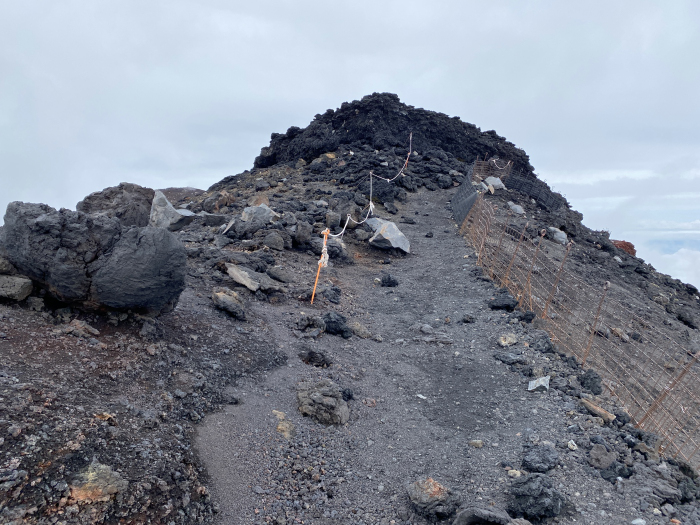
[459,193,700,468]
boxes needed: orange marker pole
[310,229,330,305]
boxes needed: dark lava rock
[517,310,536,323]
[452,506,511,525]
[1,202,186,314]
[494,352,527,366]
[91,227,186,313]
[321,285,341,304]
[600,461,634,483]
[462,314,475,323]
[676,308,699,329]
[425,232,434,238]
[579,369,603,395]
[406,477,460,521]
[322,311,352,338]
[298,349,332,368]
[76,182,155,227]
[488,293,518,312]
[380,274,399,287]
[530,331,554,353]
[251,93,533,174]
[508,473,566,520]
[522,445,559,473]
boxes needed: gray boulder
[149,191,196,231]
[293,221,313,245]
[0,276,33,301]
[263,231,285,251]
[484,176,506,190]
[76,182,155,227]
[1,202,186,314]
[91,227,186,313]
[366,218,410,253]
[508,201,525,215]
[548,227,567,245]
[241,203,280,223]
[296,379,349,425]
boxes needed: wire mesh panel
[460,196,700,468]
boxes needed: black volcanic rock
[76,182,155,227]
[252,93,533,174]
[1,201,185,314]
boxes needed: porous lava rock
[406,477,460,521]
[76,182,155,227]
[296,379,349,425]
[252,93,533,175]
[508,473,566,520]
[1,201,186,314]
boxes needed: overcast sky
[1,1,699,287]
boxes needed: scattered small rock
[406,477,460,521]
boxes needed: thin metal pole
[503,222,529,288]
[523,229,546,310]
[541,240,573,319]
[581,281,610,366]
[637,352,700,429]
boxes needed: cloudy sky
[1,1,699,287]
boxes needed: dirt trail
[195,188,663,525]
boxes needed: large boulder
[90,227,186,313]
[76,182,155,227]
[149,191,196,231]
[1,202,122,301]
[366,218,410,253]
[1,201,186,314]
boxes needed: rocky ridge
[0,93,699,524]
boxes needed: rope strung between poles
[327,132,413,240]
[308,132,413,303]
[310,229,330,305]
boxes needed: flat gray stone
[365,218,410,253]
[528,376,550,393]
[149,191,196,231]
[0,275,33,301]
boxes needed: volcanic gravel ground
[195,187,697,525]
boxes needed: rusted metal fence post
[637,352,700,430]
[541,240,573,319]
[522,229,546,310]
[581,281,610,366]
[489,220,509,281]
[503,222,529,288]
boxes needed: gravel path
[195,187,688,525]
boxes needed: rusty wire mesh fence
[459,193,700,468]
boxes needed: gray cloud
[1,1,699,285]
